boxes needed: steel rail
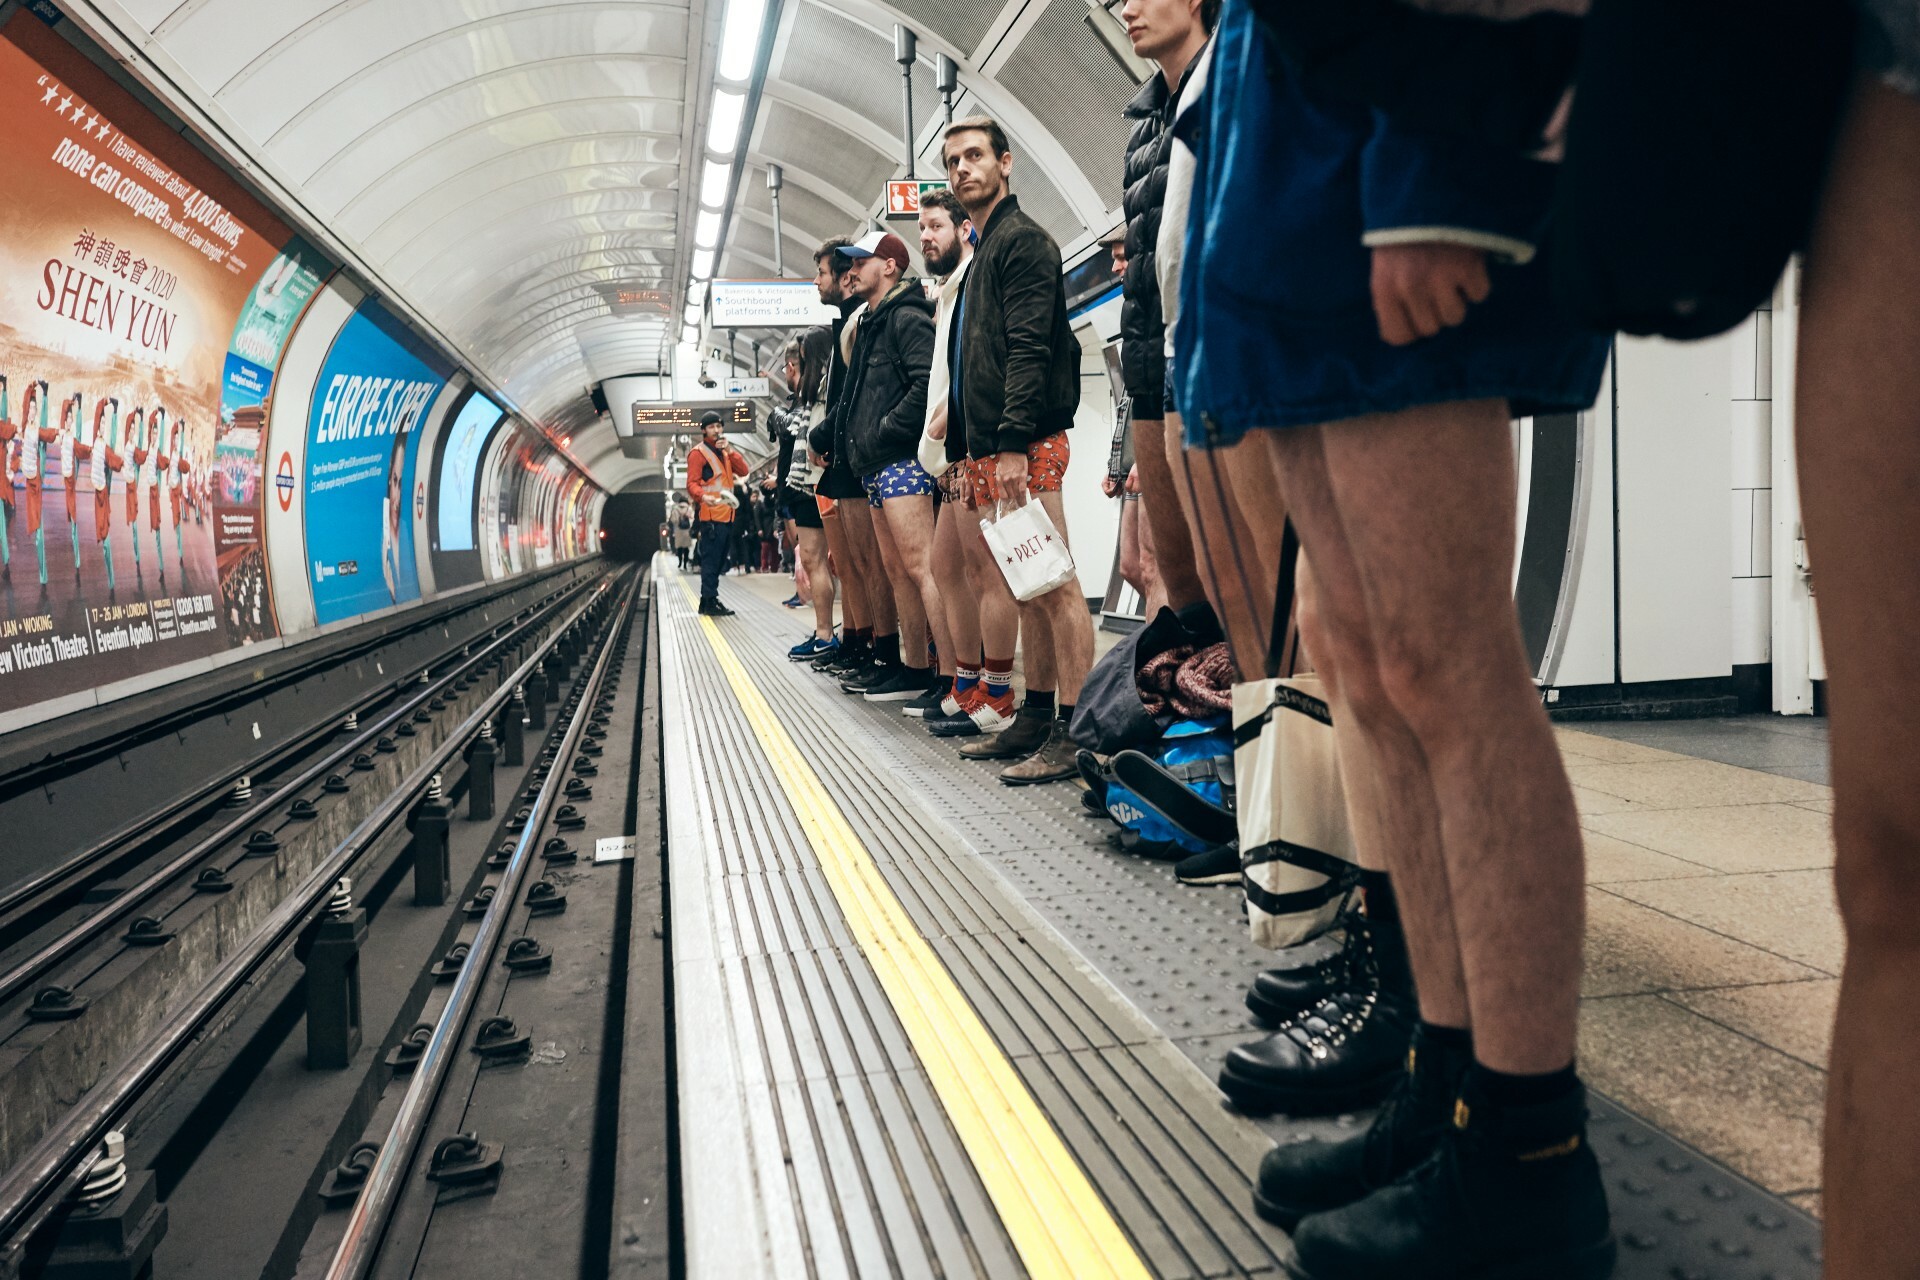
[324,570,639,1280]
[0,572,621,1267]
[0,569,611,1013]
[0,568,585,932]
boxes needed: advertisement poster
[0,17,306,719]
[435,390,500,554]
[216,238,328,644]
[303,300,451,624]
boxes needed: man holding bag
[942,116,1096,786]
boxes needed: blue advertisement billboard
[435,390,501,553]
[303,301,451,624]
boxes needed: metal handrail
[0,572,607,1012]
[324,571,638,1280]
[0,574,619,1267]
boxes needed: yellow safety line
[677,581,1151,1280]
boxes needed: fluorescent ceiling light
[681,324,699,345]
[695,209,722,249]
[684,302,702,324]
[691,247,715,279]
[717,0,767,81]
[688,280,709,303]
[700,159,732,208]
[707,89,745,154]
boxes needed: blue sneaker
[789,634,839,662]
[782,593,804,608]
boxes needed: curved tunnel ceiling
[71,0,1146,495]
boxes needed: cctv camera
[697,374,717,389]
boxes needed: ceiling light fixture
[684,302,702,325]
[690,248,715,280]
[694,209,722,249]
[717,0,768,81]
[700,158,732,208]
[707,89,746,154]
[681,324,699,345]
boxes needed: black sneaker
[1254,1022,1471,1229]
[863,666,931,702]
[839,662,892,694]
[1280,1074,1615,1280]
[1174,841,1240,886]
[704,598,736,617]
[819,645,866,675]
[1075,749,1112,807]
[925,707,982,737]
[900,681,948,717]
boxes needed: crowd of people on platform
[677,1,1920,1274]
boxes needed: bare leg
[932,501,983,666]
[962,504,1021,667]
[821,508,868,633]
[839,500,897,637]
[1796,77,1920,1280]
[1169,413,1273,677]
[870,497,932,670]
[1026,489,1094,705]
[882,492,954,675]
[1254,440,1463,1028]
[1133,496,1167,618]
[797,526,835,640]
[1310,400,1581,1073]
[1132,417,1205,609]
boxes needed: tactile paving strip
[683,577,1824,1279]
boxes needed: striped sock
[983,657,1013,701]
[953,663,982,698]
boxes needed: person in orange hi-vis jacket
[686,410,749,616]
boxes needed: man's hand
[995,449,1030,507]
[927,402,947,442]
[1101,475,1121,499]
[1124,462,1141,495]
[1369,242,1491,347]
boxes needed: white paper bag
[1232,673,1359,949]
[980,500,1077,602]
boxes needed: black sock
[1174,599,1222,640]
[874,633,900,666]
[1056,702,1073,725]
[1416,1020,1472,1054]
[1473,1061,1578,1106]
[1024,689,1055,714]
[1359,869,1397,924]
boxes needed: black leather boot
[1219,909,1415,1116]
[1253,1022,1470,1228]
[1280,1074,1616,1280]
[1245,897,1392,1025]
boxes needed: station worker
[685,411,749,617]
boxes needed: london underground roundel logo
[276,452,295,511]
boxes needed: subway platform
[656,558,1831,1279]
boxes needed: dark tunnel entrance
[600,490,668,562]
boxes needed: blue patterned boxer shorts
[860,458,936,508]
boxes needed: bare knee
[1834,799,1920,951]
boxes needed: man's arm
[994,228,1059,455]
[882,311,935,446]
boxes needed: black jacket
[817,279,935,477]
[813,297,865,500]
[1119,65,1189,420]
[956,196,1080,459]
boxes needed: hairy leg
[1314,400,1580,1073]
[932,501,983,666]
[873,495,940,671]
[821,509,867,632]
[1030,488,1093,704]
[1133,417,1205,610]
[884,493,954,674]
[1170,414,1274,677]
[839,500,897,636]
[1252,429,1464,1027]
[963,501,1021,667]
[1797,76,1920,1280]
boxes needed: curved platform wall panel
[409,374,471,601]
[262,277,364,640]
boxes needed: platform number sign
[884,179,949,220]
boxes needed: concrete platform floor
[728,567,1838,1218]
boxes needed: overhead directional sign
[884,179,949,218]
[709,279,836,329]
[723,377,771,399]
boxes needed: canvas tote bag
[1233,523,1360,949]
[980,499,1077,602]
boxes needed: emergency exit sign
[884,179,949,218]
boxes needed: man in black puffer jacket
[821,231,953,710]
[1118,0,1218,628]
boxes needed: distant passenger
[1177,4,1616,1275]
[941,115,1095,786]
[685,412,748,616]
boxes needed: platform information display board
[302,301,451,625]
[0,14,328,719]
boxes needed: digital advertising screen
[434,389,500,553]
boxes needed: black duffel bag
[1070,607,1221,755]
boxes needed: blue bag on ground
[1101,718,1234,854]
